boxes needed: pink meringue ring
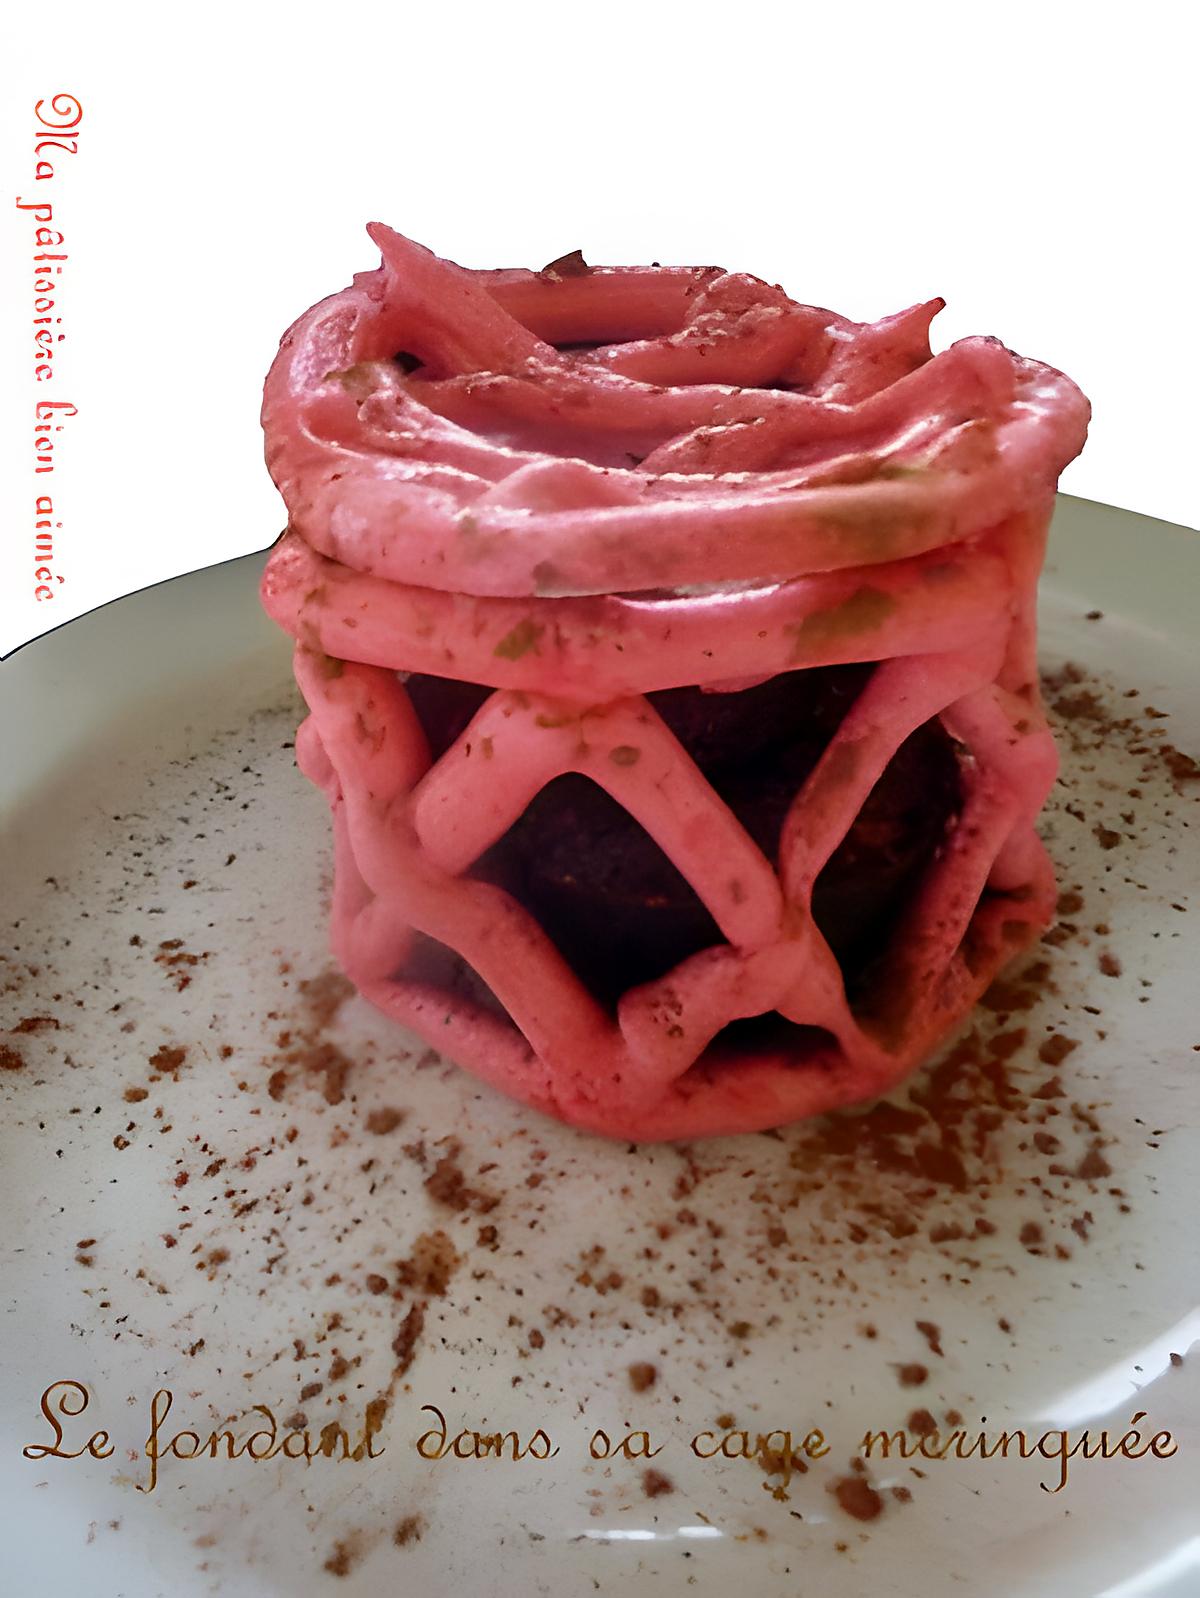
[259,227,1088,1142]
[262,224,1089,599]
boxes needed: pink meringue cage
[259,226,1089,1140]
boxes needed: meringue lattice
[260,226,1087,1139]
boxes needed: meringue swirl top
[262,224,1089,599]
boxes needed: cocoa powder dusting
[259,967,356,1104]
[4,650,1179,1580]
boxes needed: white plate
[2,497,1198,1597]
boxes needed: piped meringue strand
[260,225,1088,1140]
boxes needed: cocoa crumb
[148,1044,187,1076]
[929,1222,964,1243]
[915,1321,943,1357]
[642,1468,674,1498]
[1037,1034,1079,1066]
[154,940,207,991]
[628,1362,658,1392]
[298,969,354,1028]
[299,1041,353,1105]
[393,1231,459,1297]
[897,1363,928,1387]
[1076,1143,1112,1181]
[1162,744,1200,786]
[424,1151,498,1214]
[323,1539,358,1578]
[365,1107,406,1136]
[980,972,1044,1014]
[908,1408,937,1437]
[830,1474,883,1521]
[394,1515,424,1547]
[391,1303,425,1377]
[12,1015,60,1033]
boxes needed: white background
[1,0,1195,658]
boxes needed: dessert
[260,225,1089,1140]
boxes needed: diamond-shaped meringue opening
[820,717,965,1001]
[697,1013,840,1073]
[399,932,517,1030]
[471,772,721,1008]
